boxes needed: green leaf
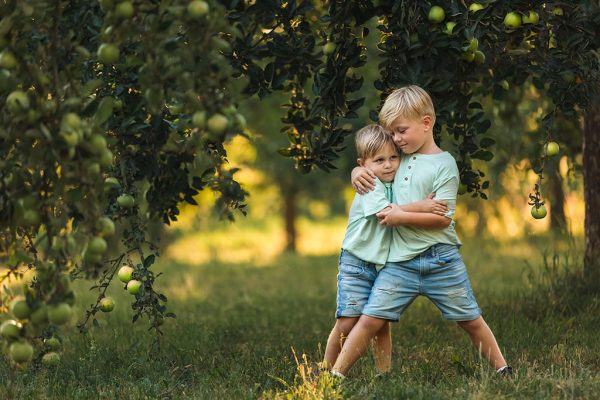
[471,150,494,161]
[94,97,114,125]
[81,79,103,97]
[143,255,155,269]
[479,137,496,148]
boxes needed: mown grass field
[1,234,599,399]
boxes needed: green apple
[62,112,81,131]
[467,37,478,52]
[187,0,209,18]
[499,80,510,90]
[0,320,21,339]
[0,50,17,69]
[474,50,486,65]
[113,98,123,110]
[117,194,135,208]
[9,341,34,363]
[504,12,522,29]
[88,237,107,254]
[457,183,468,195]
[6,90,30,113]
[10,298,31,319]
[522,10,539,24]
[44,337,61,350]
[99,297,115,312]
[428,6,445,23]
[462,51,475,62]
[126,279,142,295]
[89,134,107,153]
[104,177,121,191]
[115,1,134,18]
[192,111,206,129]
[97,43,120,64]
[545,141,559,156]
[207,114,229,135]
[469,3,484,12]
[96,217,115,237]
[99,149,114,167]
[118,266,134,283]
[323,42,336,55]
[531,205,547,219]
[47,303,72,325]
[87,162,101,176]
[42,351,61,366]
[30,305,48,325]
[444,21,457,35]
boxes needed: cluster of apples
[117,265,143,296]
[530,142,560,220]
[0,282,73,366]
[427,4,544,66]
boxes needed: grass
[1,235,600,399]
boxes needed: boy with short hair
[323,123,449,374]
[330,85,511,378]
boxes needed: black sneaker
[497,365,513,378]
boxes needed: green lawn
[1,236,599,399]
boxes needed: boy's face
[388,115,433,154]
[359,142,400,183]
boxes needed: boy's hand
[417,192,448,215]
[351,167,376,194]
[376,204,404,226]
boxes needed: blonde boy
[323,124,448,374]
[331,86,511,378]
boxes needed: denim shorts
[335,250,379,318]
[362,243,481,322]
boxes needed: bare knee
[457,316,484,333]
[359,315,387,333]
[335,317,359,336]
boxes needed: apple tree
[227,0,600,272]
[0,0,247,366]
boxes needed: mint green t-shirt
[341,178,393,265]
[388,152,462,262]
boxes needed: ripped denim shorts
[335,249,379,318]
[362,243,481,322]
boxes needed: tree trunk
[283,188,298,253]
[548,165,567,232]
[583,106,600,275]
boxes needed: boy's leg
[372,321,392,374]
[331,315,388,376]
[332,258,419,376]
[327,250,379,369]
[323,317,358,369]
[424,244,509,370]
[457,316,507,369]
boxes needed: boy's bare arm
[397,193,448,215]
[376,205,451,229]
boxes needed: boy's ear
[422,115,433,131]
[357,158,365,166]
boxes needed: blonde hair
[355,124,396,160]
[378,85,436,130]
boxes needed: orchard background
[1,1,599,399]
